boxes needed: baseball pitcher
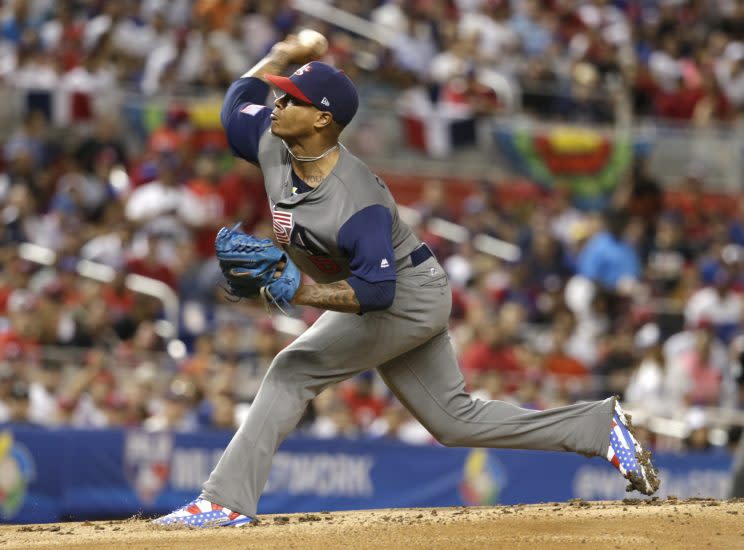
[154,32,659,527]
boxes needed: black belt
[410,243,434,267]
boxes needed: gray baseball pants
[201,255,614,516]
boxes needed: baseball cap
[266,62,359,125]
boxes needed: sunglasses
[273,90,315,108]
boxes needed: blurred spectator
[29,362,62,426]
[6,380,33,424]
[0,363,14,422]
[144,377,199,432]
[310,387,361,439]
[460,302,531,391]
[75,116,128,174]
[126,234,177,289]
[684,248,744,343]
[664,321,732,408]
[367,400,434,445]
[124,158,191,242]
[595,325,636,398]
[541,310,590,390]
[577,207,641,294]
[0,1,742,452]
[625,323,670,414]
[341,373,385,430]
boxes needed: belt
[410,243,434,267]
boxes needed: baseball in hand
[297,29,328,57]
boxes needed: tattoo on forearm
[292,281,360,313]
[241,53,290,84]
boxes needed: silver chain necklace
[281,140,339,162]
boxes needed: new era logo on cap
[266,62,359,125]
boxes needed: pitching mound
[1,498,742,550]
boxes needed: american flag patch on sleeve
[240,104,265,116]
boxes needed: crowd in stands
[1,1,744,124]
[0,0,743,455]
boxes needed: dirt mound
[1,498,742,550]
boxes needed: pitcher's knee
[265,347,321,386]
[430,426,471,448]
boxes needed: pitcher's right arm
[221,35,325,164]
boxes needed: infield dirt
[0,498,742,550]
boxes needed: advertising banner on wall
[0,426,733,523]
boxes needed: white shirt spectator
[210,22,254,78]
[12,58,58,91]
[684,286,743,329]
[430,49,469,85]
[125,179,183,223]
[141,0,191,28]
[663,328,738,409]
[371,0,408,34]
[367,414,434,445]
[71,393,108,428]
[458,11,517,61]
[0,39,16,78]
[124,177,191,241]
[80,231,133,270]
[649,50,682,92]
[444,253,473,288]
[577,2,630,46]
[390,24,437,80]
[244,13,279,62]
[179,30,208,85]
[625,357,668,413]
[714,42,744,107]
[29,381,60,426]
[140,39,178,95]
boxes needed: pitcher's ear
[314,111,334,130]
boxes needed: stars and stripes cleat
[152,497,253,528]
[606,399,660,496]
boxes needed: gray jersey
[198,75,621,520]
[257,133,421,284]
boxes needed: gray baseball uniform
[200,76,614,516]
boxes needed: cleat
[606,399,660,496]
[152,497,253,528]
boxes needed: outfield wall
[0,426,733,523]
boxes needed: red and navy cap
[266,62,359,125]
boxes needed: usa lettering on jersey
[272,210,294,244]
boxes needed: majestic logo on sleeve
[272,210,294,244]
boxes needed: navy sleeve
[221,77,272,164]
[338,205,397,313]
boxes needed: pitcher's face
[270,93,321,139]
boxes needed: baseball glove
[215,225,301,310]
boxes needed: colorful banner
[0,426,734,524]
[494,125,633,209]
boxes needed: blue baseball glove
[215,225,301,309]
